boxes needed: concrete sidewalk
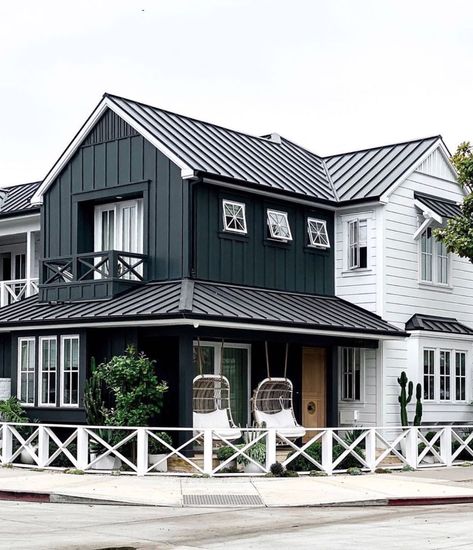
[1,466,473,507]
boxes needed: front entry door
[302,347,326,430]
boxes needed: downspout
[188,174,202,279]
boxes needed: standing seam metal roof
[0,279,405,336]
[406,314,473,335]
[0,182,41,216]
[414,192,462,219]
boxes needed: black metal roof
[324,136,440,201]
[406,314,473,335]
[0,182,41,217]
[0,279,405,337]
[414,191,462,219]
[105,94,336,202]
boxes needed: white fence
[1,423,472,476]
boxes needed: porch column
[178,331,194,447]
[326,346,339,427]
[25,231,35,296]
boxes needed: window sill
[341,268,372,276]
[218,232,249,243]
[418,281,453,291]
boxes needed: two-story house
[330,138,473,427]
[0,93,404,429]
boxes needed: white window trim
[266,209,292,241]
[455,351,467,403]
[38,336,58,408]
[422,347,436,402]
[60,335,80,408]
[193,341,251,423]
[94,198,144,254]
[222,200,247,234]
[307,217,330,249]
[418,227,451,288]
[439,349,452,402]
[347,218,369,270]
[17,337,36,407]
[339,347,365,403]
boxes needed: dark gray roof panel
[0,182,41,215]
[406,314,473,335]
[0,279,404,337]
[414,192,462,219]
[106,94,336,201]
[325,137,440,201]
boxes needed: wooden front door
[302,347,326,430]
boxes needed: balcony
[0,278,39,307]
[40,250,147,303]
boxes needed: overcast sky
[1,0,472,186]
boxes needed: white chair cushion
[193,410,242,441]
[255,409,306,438]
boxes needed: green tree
[434,142,473,261]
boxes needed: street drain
[183,494,263,506]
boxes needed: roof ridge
[104,92,284,146]
[324,135,442,160]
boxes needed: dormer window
[348,219,368,269]
[222,200,247,234]
[267,209,292,241]
[307,218,330,248]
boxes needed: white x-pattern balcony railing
[0,278,39,308]
[1,423,473,476]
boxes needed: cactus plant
[83,357,106,425]
[397,371,413,427]
[413,383,423,426]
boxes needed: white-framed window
[419,227,450,285]
[17,337,35,406]
[423,348,435,401]
[192,341,251,426]
[439,350,451,401]
[455,351,466,402]
[39,336,57,407]
[266,209,292,241]
[307,218,330,248]
[348,219,368,269]
[60,336,80,407]
[222,200,247,234]
[341,348,362,401]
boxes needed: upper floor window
[94,199,143,254]
[222,200,247,234]
[341,347,362,401]
[348,219,367,269]
[266,209,292,241]
[419,228,449,285]
[307,218,330,248]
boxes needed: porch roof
[406,314,473,336]
[0,279,406,339]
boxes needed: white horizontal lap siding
[382,161,473,427]
[338,348,377,426]
[334,208,378,313]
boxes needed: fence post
[265,429,277,471]
[76,427,89,470]
[203,429,214,475]
[322,429,333,475]
[440,427,453,467]
[37,426,49,468]
[365,428,377,472]
[136,428,148,476]
[1,424,12,464]
[405,427,418,469]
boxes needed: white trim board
[31,97,195,205]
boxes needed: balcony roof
[0,279,406,339]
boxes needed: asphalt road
[0,501,471,549]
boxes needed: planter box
[89,452,122,471]
[243,461,264,474]
[148,453,168,472]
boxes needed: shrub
[286,440,365,472]
[237,442,266,466]
[347,467,362,476]
[270,461,285,477]
[0,397,28,423]
[217,445,237,462]
[148,432,172,454]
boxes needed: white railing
[1,423,472,476]
[0,278,39,307]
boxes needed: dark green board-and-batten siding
[42,109,189,283]
[194,184,334,295]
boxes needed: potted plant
[237,442,266,473]
[0,397,38,464]
[217,445,237,469]
[148,432,172,472]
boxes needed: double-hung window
[423,349,435,400]
[455,351,466,401]
[422,347,469,403]
[420,228,449,285]
[341,348,362,401]
[61,336,80,407]
[18,338,35,405]
[39,337,57,406]
[348,219,368,269]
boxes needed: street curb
[0,489,125,506]
[387,496,473,506]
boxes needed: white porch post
[25,230,34,296]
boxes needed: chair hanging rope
[265,341,270,379]
[284,343,288,379]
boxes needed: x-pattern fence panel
[1,423,472,476]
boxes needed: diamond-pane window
[222,200,247,234]
[267,209,292,241]
[307,218,330,248]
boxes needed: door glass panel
[222,348,248,427]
